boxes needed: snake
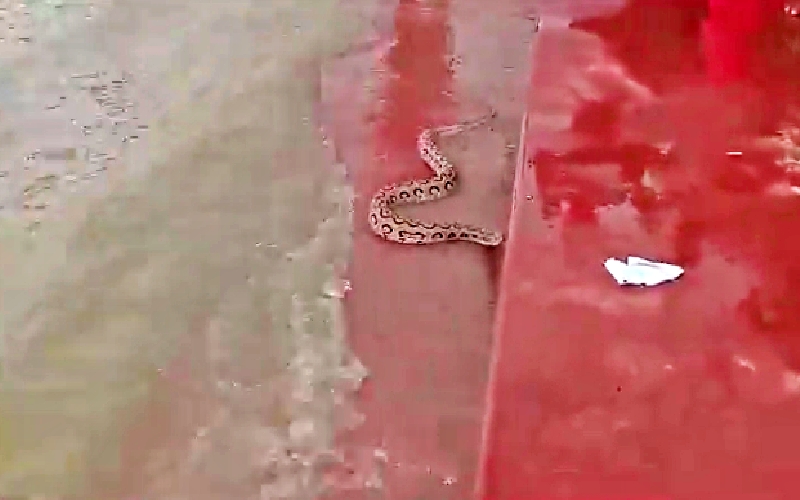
[368,110,503,246]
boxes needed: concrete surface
[320,1,537,499]
[479,2,800,498]
[0,0,371,498]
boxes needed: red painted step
[320,0,532,498]
[478,1,800,499]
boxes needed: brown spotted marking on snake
[368,110,503,246]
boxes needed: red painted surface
[703,0,784,84]
[479,1,800,499]
[320,0,525,498]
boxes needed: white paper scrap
[603,256,684,287]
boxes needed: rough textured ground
[0,0,372,498]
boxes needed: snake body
[368,112,503,246]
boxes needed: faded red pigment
[478,0,800,499]
[321,1,513,498]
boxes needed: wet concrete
[0,0,369,498]
[480,1,800,498]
